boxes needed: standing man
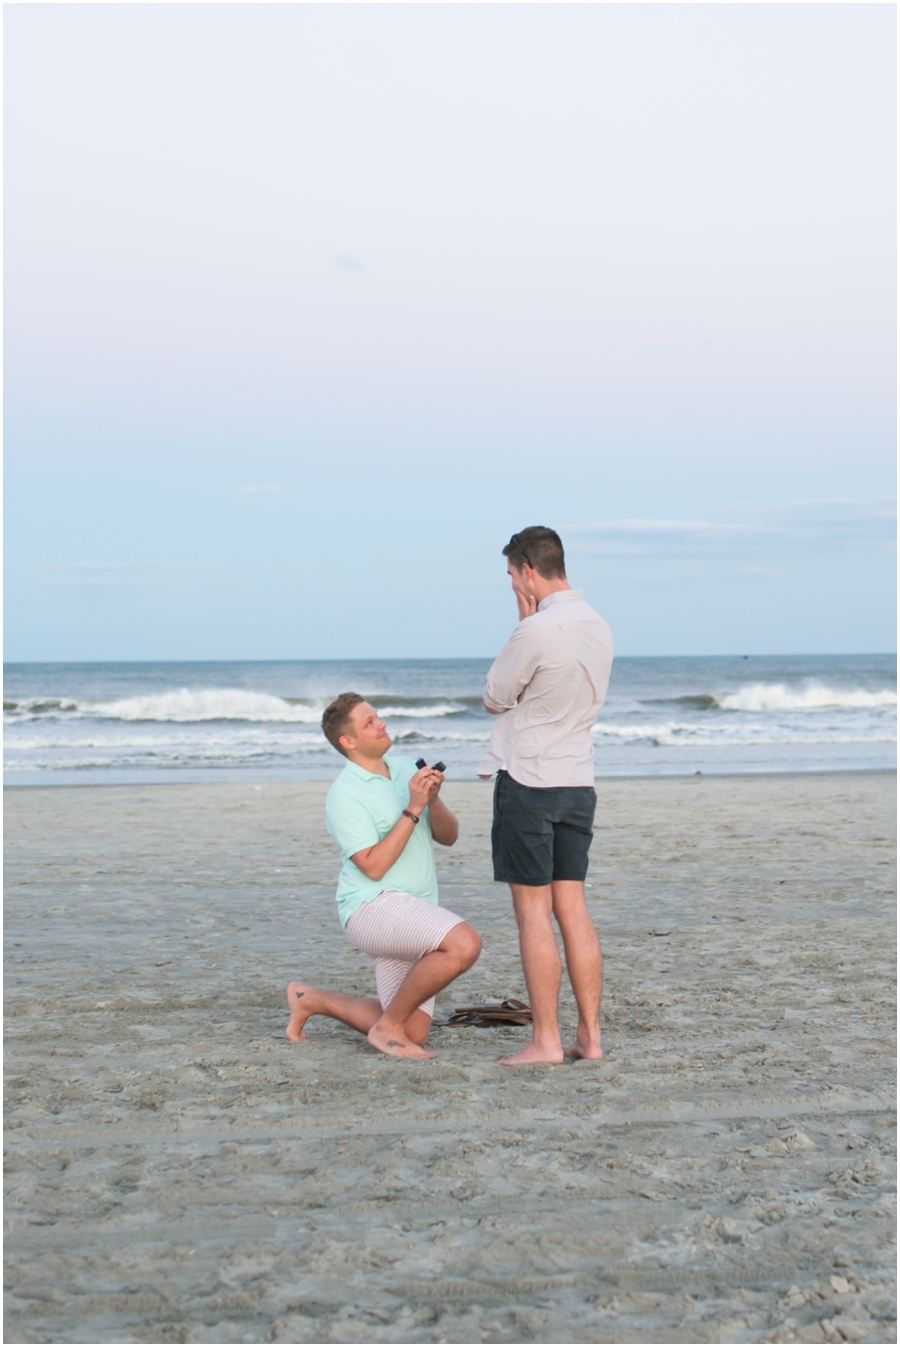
[479,527,614,1066]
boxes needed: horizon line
[3,651,897,667]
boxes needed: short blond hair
[321,692,364,755]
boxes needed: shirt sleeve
[326,792,382,860]
[483,620,542,712]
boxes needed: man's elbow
[353,852,386,881]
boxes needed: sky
[4,2,896,662]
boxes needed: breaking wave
[593,720,895,749]
[5,657,895,780]
[648,681,896,714]
[366,704,464,720]
[8,730,328,752]
[3,698,78,716]
[718,682,896,712]
[90,690,321,722]
[3,689,468,724]
[393,729,492,743]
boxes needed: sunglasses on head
[509,533,533,568]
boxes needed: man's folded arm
[483,624,541,714]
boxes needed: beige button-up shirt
[478,589,614,788]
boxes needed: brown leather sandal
[433,998,533,1028]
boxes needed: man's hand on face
[516,591,538,621]
[509,563,538,621]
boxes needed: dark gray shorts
[491,770,597,887]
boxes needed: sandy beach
[4,772,896,1344]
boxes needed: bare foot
[499,1040,565,1066]
[367,1022,435,1060]
[285,981,316,1042]
[564,1038,603,1061]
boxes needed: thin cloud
[566,498,896,560]
[36,561,181,587]
[331,252,364,271]
[39,561,179,571]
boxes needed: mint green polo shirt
[326,755,439,927]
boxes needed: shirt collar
[343,757,394,784]
[538,588,582,611]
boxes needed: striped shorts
[344,889,465,1019]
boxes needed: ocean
[3,654,895,786]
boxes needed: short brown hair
[502,526,566,579]
[321,692,365,755]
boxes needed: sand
[4,772,896,1345]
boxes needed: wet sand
[4,773,897,1344]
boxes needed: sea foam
[14,690,471,724]
[5,656,895,782]
[717,682,897,713]
[89,689,323,722]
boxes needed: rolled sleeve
[484,622,541,711]
[326,795,382,861]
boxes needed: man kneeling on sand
[285,693,482,1060]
